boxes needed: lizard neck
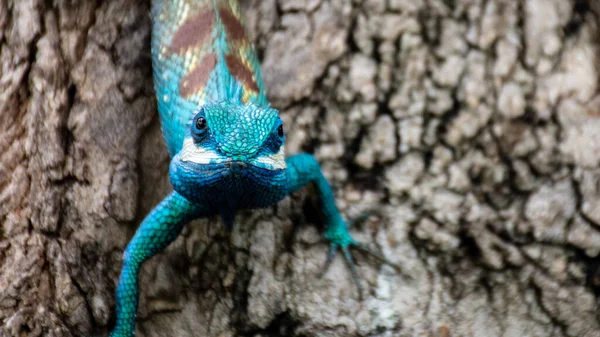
[210,3,267,105]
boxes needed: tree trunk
[1,0,600,336]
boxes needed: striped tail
[151,0,267,156]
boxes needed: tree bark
[1,0,600,336]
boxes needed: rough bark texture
[1,0,600,336]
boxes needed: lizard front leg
[285,153,396,296]
[110,192,206,337]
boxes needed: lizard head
[169,101,288,208]
[175,101,286,169]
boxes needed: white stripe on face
[178,138,225,164]
[251,146,286,170]
[179,137,286,170]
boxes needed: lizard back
[151,0,267,156]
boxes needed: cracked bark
[1,0,600,336]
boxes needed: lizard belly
[169,158,287,210]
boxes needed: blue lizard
[109,0,394,336]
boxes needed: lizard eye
[264,119,284,153]
[195,116,207,130]
[191,110,209,142]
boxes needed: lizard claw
[341,245,364,298]
[319,214,401,299]
[319,240,401,299]
[353,243,401,270]
[318,241,364,299]
[319,244,338,279]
